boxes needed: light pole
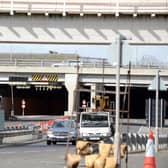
[155,69,160,152]
[114,34,131,167]
[114,34,121,167]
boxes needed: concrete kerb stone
[0,135,46,148]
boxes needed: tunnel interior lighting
[80,13,84,16]
[10,10,14,15]
[97,13,102,17]
[62,12,66,16]
[45,12,49,16]
[151,13,156,17]
[133,13,137,17]
[115,12,119,17]
[27,12,31,16]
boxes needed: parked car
[46,119,76,145]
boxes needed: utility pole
[114,34,121,167]
[155,69,159,152]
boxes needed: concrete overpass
[0,0,168,44]
[0,1,168,119]
[0,53,167,119]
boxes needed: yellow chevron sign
[32,74,58,82]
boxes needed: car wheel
[53,141,57,145]
[47,140,51,145]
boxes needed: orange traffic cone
[143,130,156,168]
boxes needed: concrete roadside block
[136,134,142,150]
[141,134,147,151]
[3,134,33,143]
[126,133,132,152]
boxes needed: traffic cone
[143,130,156,168]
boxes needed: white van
[78,111,114,141]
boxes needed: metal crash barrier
[0,125,43,145]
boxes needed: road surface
[0,142,168,168]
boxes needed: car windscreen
[81,113,109,127]
[52,120,75,128]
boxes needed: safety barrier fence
[0,123,168,152]
[121,132,168,152]
[0,0,168,15]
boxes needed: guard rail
[0,0,168,15]
[0,125,43,145]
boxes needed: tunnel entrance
[79,85,168,119]
[1,83,168,120]
[0,84,68,120]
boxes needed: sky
[0,43,168,66]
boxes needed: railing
[0,57,168,69]
[0,57,112,68]
[0,0,168,15]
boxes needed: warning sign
[32,74,58,82]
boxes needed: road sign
[148,77,167,91]
[21,99,26,109]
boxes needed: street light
[155,69,160,153]
[114,34,131,167]
[114,34,121,167]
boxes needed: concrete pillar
[90,84,96,110]
[64,74,78,115]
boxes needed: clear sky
[0,43,168,66]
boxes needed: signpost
[148,70,167,152]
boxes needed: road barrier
[0,125,43,145]
[121,132,168,152]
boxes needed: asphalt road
[0,141,168,168]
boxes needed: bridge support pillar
[65,74,78,116]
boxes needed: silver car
[46,119,76,145]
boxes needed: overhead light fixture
[62,12,66,16]
[80,13,84,16]
[97,13,102,17]
[10,10,14,16]
[45,12,49,16]
[151,13,156,17]
[16,85,30,89]
[115,12,119,17]
[133,13,137,17]
[27,11,31,16]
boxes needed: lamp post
[155,69,160,152]
[114,34,121,167]
[114,34,131,167]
